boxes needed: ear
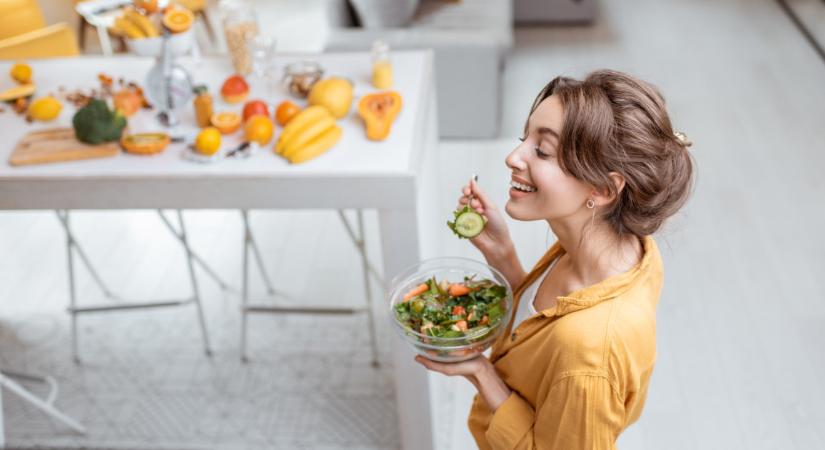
[591,172,626,207]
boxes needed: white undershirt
[511,257,560,330]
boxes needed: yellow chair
[0,23,80,59]
[0,0,47,40]
[0,0,79,59]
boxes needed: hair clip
[673,131,692,148]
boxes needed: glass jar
[249,34,276,80]
[220,0,259,75]
[371,40,393,89]
[282,60,324,98]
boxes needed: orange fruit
[275,100,301,126]
[162,7,194,33]
[210,111,241,134]
[134,0,158,13]
[195,127,221,155]
[244,115,274,145]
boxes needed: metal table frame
[56,209,229,363]
[239,209,384,366]
[0,370,86,436]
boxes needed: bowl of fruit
[388,257,513,362]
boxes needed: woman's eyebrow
[538,127,560,140]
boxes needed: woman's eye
[534,147,551,158]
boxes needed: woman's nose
[505,147,527,171]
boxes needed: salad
[393,275,508,343]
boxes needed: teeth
[510,180,537,192]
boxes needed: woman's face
[504,95,593,222]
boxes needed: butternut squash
[357,91,402,141]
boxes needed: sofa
[324,0,514,139]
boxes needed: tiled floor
[4,0,825,448]
[0,210,402,449]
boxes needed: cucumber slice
[447,205,487,239]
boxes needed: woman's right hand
[457,177,513,260]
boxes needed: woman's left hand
[414,354,512,411]
[414,354,488,380]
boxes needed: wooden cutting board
[9,127,120,167]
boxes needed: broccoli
[72,99,127,144]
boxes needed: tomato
[242,100,269,121]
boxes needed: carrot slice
[448,284,471,297]
[403,283,429,302]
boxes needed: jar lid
[372,40,390,53]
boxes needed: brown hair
[526,69,695,237]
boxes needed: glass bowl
[387,257,513,362]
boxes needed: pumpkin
[120,132,170,155]
[357,91,402,141]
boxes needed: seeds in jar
[224,21,258,75]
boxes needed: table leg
[157,210,232,291]
[240,209,251,362]
[378,208,435,450]
[55,210,116,300]
[356,209,380,368]
[238,209,381,363]
[176,210,213,356]
[55,210,81,364]
[242,212,276,296]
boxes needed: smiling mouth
[510,180,537,193]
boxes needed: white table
[0,51,441,450]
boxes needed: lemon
[195,127,221,155]
[28,96,63,121]
[10,63,32,84]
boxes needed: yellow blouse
[468,236,663,450]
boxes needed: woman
[415,70,695,449]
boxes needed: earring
[586,199,595,209]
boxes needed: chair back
[0,0,48,40]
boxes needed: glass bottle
[371,40,393,89]
[192,85,213,128]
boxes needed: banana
[114,17,145,39]
[288,125,342,164]
[275,105,332,154]
[281,116,336,159]
[125,9,159,37]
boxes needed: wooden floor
[3,0,825,448]
[443,0,825,448]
